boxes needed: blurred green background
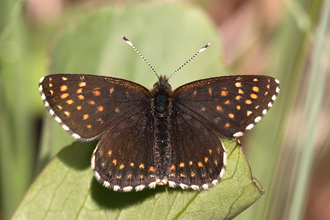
[0,0,329,219]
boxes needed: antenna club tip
[204,43,211,48]
[121,35,128,41]
[121,35,133,46]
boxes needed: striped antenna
[167,43,211,80]
[121,35,159,79]
[121,35,210,81]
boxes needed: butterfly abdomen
[153,117,172,185]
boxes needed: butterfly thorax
[151,75,173,118]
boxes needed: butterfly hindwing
[172,75,280,138]
[39,74,150,141]
[91,109,156,192]
[168,109,226,190]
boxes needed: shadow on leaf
[57,140,98,170]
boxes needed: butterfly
[39,36,280,192]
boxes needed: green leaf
[19,2,264,219]
[13,139,263,220]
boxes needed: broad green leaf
[24,2,265,219]
[13,139,263,220]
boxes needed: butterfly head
[152,75,172,94]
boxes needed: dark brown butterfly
[39,36,279,192]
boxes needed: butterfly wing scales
[168,110,226,190]
[173,75,280,138]
[39,74,150,140]
[92,109,156,191]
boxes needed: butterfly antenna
[167,42,211,80]
[121,35,160,79]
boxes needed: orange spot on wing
[61,93,69,99]
[60,85,67,91]
[253,86,259,92]
[250,94,258,99]
[93,90,100,96]
[79,82,86,87]
[208,88,213,95]
[245,100,252,104]
[221,91,228,96]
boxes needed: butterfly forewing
[173,75,280,138]
[168,110,226,190]
[39,74,150,140]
